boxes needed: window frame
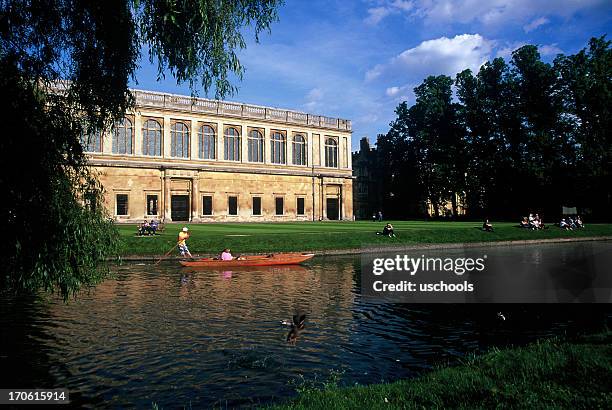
[115,193,129,216]
[296,197,306,215]
[142,118,163,157]
[325,137,339,168]
[247,129,264,163]
[112,117,134,155]
[228,195,239,215]
[146,193,159,216]
[270,130,287,164]
[81,129,103,153]
[198,124,216,160]
[224,126,241,161]
[292,134,307,166]
[252,196,262,216]
[170,121,190,158]
[275,196,284,216]
[202,195,213,216]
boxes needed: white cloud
[523,17,550,32]
[364,0,414,25]
[365,7,393,25]
[495,41,527,59]
[364,0,606,26]
[539,44,563,56]
[367,34,494,83]
[385,86,401,96]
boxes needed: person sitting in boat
[177,227,192,258]
[221,248,233,260]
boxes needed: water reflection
[0,243,610,408]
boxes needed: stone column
[134,113,142,156]
[191,176,199,222]
[216,121,223,161]
[320,178,326,220]
[239,124,247,163]
[190,119,198,160]
[164,175,172,222]
[163,115,172,158]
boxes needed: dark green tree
[407,75,466,217]
[0,0,283,298]
[554,36,612,218]
[377,103,424,218]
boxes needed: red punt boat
[178,252,315,267]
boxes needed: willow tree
[0,0,283,298]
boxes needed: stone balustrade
[132,89,351,131]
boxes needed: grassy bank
[272,332,612,409]
[116,220,612,256]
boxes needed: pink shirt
[221,252,233,261]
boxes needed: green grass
[117,221,612,256]
[271,331,612,409]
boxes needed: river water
[1,242,610,408]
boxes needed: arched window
[198,125,216,159]
[248,130,264,162]
[112,117,133,154]
[224,127,241,161]
[292,134,307,166]
[142,119,162,156]
[171,122,190,158]
[325,137,338,168]
[80,129,102,153]
[270,131,286,164]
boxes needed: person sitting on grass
[483,219,494,232]
[535,214,547,230]
[149,219,158,235]
[137,220,149,236]
[520,217,530,228]
[560,218,572,230]
[576,215,584,228]
[376,223,395,237]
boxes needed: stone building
[352,137,381,220]
[81,89,353,223]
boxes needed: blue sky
[132,0,611,151]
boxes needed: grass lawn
[270,331,612,409]
[117,220,612,256]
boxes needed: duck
[286,313,306,343]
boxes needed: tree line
[375,36,611,221]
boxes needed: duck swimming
[286,313,306,343]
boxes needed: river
[1,242,610,408]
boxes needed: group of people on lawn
[137,219,159,236]
[560,216,584,230]
[519,213,547,230]
[167,211,586,259]
[519,213,584,230]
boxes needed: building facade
[351,137,382,220]
[82,89,353,223]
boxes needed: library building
[81,89,353,222]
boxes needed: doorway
[326,198,339,220]
[171,195,190,221]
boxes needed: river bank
[115,221,612,259]
[271,331,612,409]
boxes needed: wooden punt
[178,253,315,267]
